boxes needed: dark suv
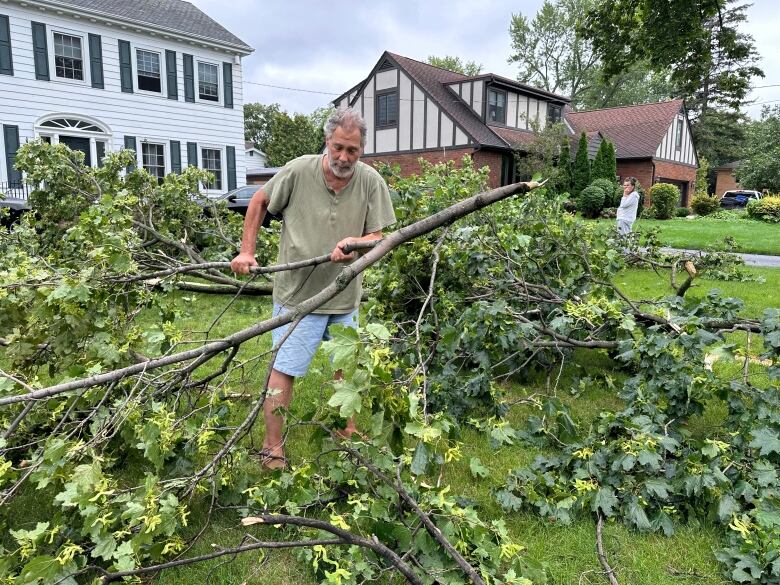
[720,190,762,209]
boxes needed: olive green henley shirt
[264,154,396,314]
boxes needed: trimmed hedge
[579,185,605,219]
[648,182,680,219]
[746,195,780,223]
[676,207,691,217]
[691,194,720,216]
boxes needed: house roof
[447,72,570,103]
[565,99,685,159]
[383,52,510,150]
[46,0,252,52]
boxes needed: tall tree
[577,61,674,110]
[572,132,591,195]
[591,139,610,181]
[508,0,600,105]
[605,141,617,183]
[735,105,780,193]
[264,111,323,167]
[580,0,764,165]
[244,102,281,151]
[426,55,482,76]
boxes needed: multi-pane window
[137,49,161,92]
[142,142,165,183]
[54,33,83,80]
[201,148,222,190]
[198,62,219,101]
[376,91,398,127]
[487,89,506,124]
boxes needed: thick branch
[0,180,541,407]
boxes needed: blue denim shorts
[270,304,358,377]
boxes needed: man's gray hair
[324,108,367,147]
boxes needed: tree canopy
[243,103,332,167]
[735,105,780,193]
[426,55,483,75]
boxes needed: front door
[59,135,91,167]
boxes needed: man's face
[623,181,633,195]
[326,125,362,179]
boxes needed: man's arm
[331,230,383,263]
[230,187,269,274]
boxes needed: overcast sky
[190,0,779,119]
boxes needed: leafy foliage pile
[0,148,775,585]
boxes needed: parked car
[720,190,762,209]
[216,185,280,227]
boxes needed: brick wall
[654,160,696,206]
[616,161,654,206]
[617,159,697,207]
[360,147,504,189]
[714,169,740,196]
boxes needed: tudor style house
[566,100,698,206]
[0,0,252,200]
[335,52,699,205]
[333,51,570,189]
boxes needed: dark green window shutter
[183,54,194,102]
[223,62,233,108]
[187,142,197,167]
[165,50,178,100]
[88,33,103,89]
[123,135,137,171]
[170,140,181,173]
[118,39,133,93]
[226,146,236,190]
[3,125,21,184]
[0,15,13,76]
[96,141,106,167]
[31,22,49,81]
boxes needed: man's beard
[329,156,356,179]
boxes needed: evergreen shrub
[648,182,680,220]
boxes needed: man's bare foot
[334,427,367,441]
[258,445,288,470]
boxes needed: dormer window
[136,49,161,93]
[53,33,83,80]
[487,88,506,124]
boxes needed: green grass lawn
[154,268,778,584]
[7,267,779,585]
[594,216,780,255]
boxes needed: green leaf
[592,487,618,517]
[92,534,117,560]
[20,556,59,584]
[749,427,780,456]
[327,381,362,419]
[321,325,359,371]
[469,457,490,479]
[643,478,671,500]
[717,494,740,522]
[365,323,390,341]
[495,489,523,511]
[410,442,430,476]
[627,499,652,531]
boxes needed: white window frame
[139,140,168,181]
[195,59,222,106]
[48,27,89,86]
[34,114,112,168]
[199,144,225,194]
[131,43,167,97]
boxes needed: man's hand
[230,252,259,275]
[331,237,357,263]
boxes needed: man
[617,177,640,235]
[230,108,396,468]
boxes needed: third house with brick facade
[334,52,698,206]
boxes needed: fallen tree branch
[0,180,542,407]
[595,512,620,585]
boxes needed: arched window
[35,114,111,168]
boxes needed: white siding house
[0,0,252,198]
